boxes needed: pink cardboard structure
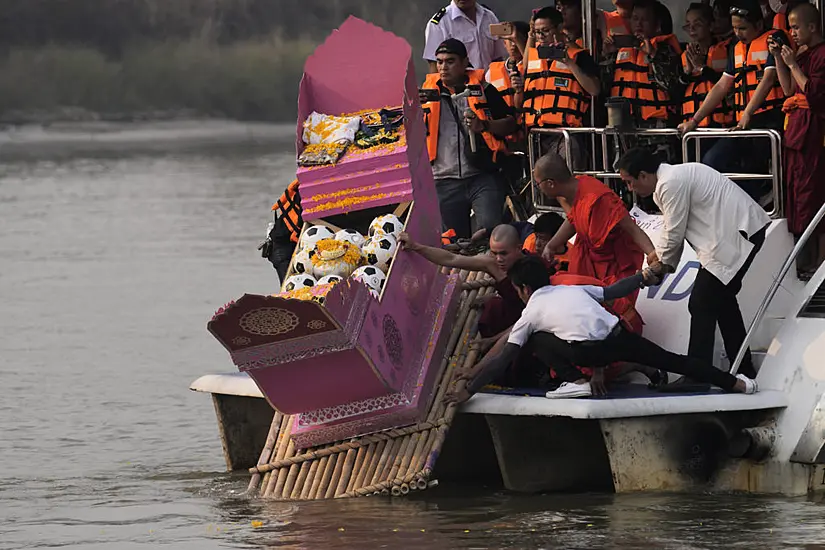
[208,17,461,448]
[295,17,423,220]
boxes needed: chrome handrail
[681,129,783,218]
[730,202,825,376]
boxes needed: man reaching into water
[447,256,759,405]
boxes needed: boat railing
[527,127,785,218]
[682,129,784,218]
[730,201,825,376]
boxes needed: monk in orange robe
[773,3,825,276]
[532,152,658,302]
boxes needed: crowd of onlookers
[420,0,825,276]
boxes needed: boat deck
[191,372,788,420]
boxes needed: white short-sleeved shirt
[507,285,619,346]
[423,2,508,71]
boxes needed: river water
[2,124,825,549]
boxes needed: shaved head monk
[771,2,825,277]
[533,153,657,302]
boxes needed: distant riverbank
[0,120,296,156]
[0,36,315,125]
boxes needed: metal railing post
[730,201,825,376]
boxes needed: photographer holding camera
[420,38,518,239]
[608,0,683,127]
[515,7,601,168]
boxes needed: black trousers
[688,226,767,379]
[527,328,738,391]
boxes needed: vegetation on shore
[0,0,534,123]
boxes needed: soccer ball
[369,214,404,238]
[352,265,386,293]
[300,225,335,251]
[335,228,367,248]
[362,234,397,271]
[317,274,343,286]
[293,248,314,275]
[283,274,316,292]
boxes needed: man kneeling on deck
[446,256,758,404]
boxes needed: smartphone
[612,34,642,49]
[769,30,790,48]
[537,44,567,60]
[418,88,441,103]
[489,22,513,37]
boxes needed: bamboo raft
[246,269,495,499]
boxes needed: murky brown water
[3,126,825,549]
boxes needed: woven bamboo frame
[246,267,489,500]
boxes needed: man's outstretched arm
[398,232,493,273]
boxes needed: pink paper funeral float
[207,17,461,449]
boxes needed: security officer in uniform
[423,0,508,73]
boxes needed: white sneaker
[545,382,593,399]
[735,374,759,394]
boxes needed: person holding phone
[515,7,601,167]
[485,21,529,120]
[772,3,825,277]
[681,3,735,128]
[609,0,683,127]
[678,0,790,180]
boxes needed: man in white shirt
[446,256,757,403]
[423,1,508,73]
[617,148,771,380]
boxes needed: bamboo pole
[280,463,301,500]
[324,452,347,499]
[299,459,321,500]
[359,440,386,488]
[247,411,282,494]
[316,454,338,500]
[375,437,403,483]
[287,462,310,499]
[367,438,395,486]
[267,436,295,498]
[386,435,413,482]
[308,455,330,500]
[334,447,358,497]
[346,446,368,494]
[250,419,448,474]
[396,432,420,480]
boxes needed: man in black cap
[419,38,518,239]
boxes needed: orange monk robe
[565,175,644,300]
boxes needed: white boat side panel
[189,372,264,398]
[460,389,788,419]
[634,216,802,362]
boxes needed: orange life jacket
[732,31,788,121]
[773,12,788,31]
[681,39,734,126]
[522,46,591,128]
[422,70,508,162]
[486,60,525,143]
[271,179,302,243]
[611,34,682,121]
[603,10,632,37]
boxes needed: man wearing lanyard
[424,0,508,73]
[617,148,771,380]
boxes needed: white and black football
[300,225,335,251]
[334,228,367,248]
[283,274,317,292]
[369,214,404,238]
